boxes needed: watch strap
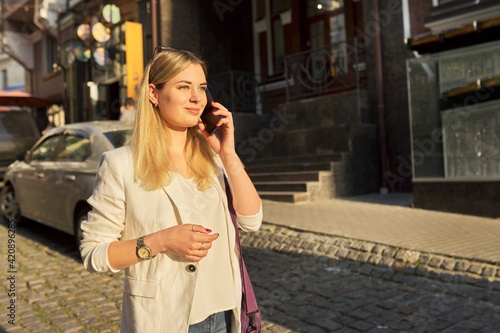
[136,236,154,260]
[137,236,146,248]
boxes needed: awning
[0,90,53,108]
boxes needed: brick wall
[409,0,433,37]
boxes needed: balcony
[207,71,263,113]
[284,38,365,102]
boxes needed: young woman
[80,47,263,333]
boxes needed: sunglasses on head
[152,46,181,58]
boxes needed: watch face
[138,247,151,259]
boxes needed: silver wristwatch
[136,236,154,260]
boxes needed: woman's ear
[148,84,158,105]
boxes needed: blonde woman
[80,47,262,333]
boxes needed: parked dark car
[0,120,132,245]
[0,108,41,181]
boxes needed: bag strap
[224,176,259,314]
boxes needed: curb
[240,223,500,290]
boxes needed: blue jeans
[188,311,231,333]
[189,310,232,333]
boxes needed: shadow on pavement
[2,217,81,261]
[338,192,415,207]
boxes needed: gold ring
[200,243,205,251]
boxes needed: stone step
[250,171,329,182]
[258,191,310,203]
[246,155,337,203]
[254,181,311,193]
[247,153,341,166]
[246,161,334,173]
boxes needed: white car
[0,121,132,246]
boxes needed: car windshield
[103,130,131,148]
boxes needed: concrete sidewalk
[261,193,500,265]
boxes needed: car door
[15,134,63,223]
[47,131,91,233]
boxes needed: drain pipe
[373,0,390,194]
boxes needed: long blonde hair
[129,49,218,191]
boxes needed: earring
[153,103,158,108]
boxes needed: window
[329,14,347,74]
[436,0,460,5]
[255,0,266,21]
[307,0,343,17]
[269,0,291,74]
[31,135,61,161]
[306,0,345,49]
[310,21,325,49]
[271,0,290,14]
[46,36,58,73]
[428,0,500,33]
[272,18,286,72]
[103,130,132,148]
[57,135,90,161]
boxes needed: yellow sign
[125,22,144,99]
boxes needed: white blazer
[80,146,262,333]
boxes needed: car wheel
[74,208,90,249]
[0,185,21,223]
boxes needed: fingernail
[206,228,212,233]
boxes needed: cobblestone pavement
[1,220,500,333]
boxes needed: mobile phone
[201,88,222,136]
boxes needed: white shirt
[174,174,238,324]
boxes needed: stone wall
[362,0,413,192]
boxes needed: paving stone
[348,320,375,331]
[2,218,500,333]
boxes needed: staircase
[239,90,379,203]
[246,153,340,203]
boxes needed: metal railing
[284,37,365,102]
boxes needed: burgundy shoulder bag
[224,177,262,333]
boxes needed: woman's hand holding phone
[200,88,222,136]
[199,89,236,157]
